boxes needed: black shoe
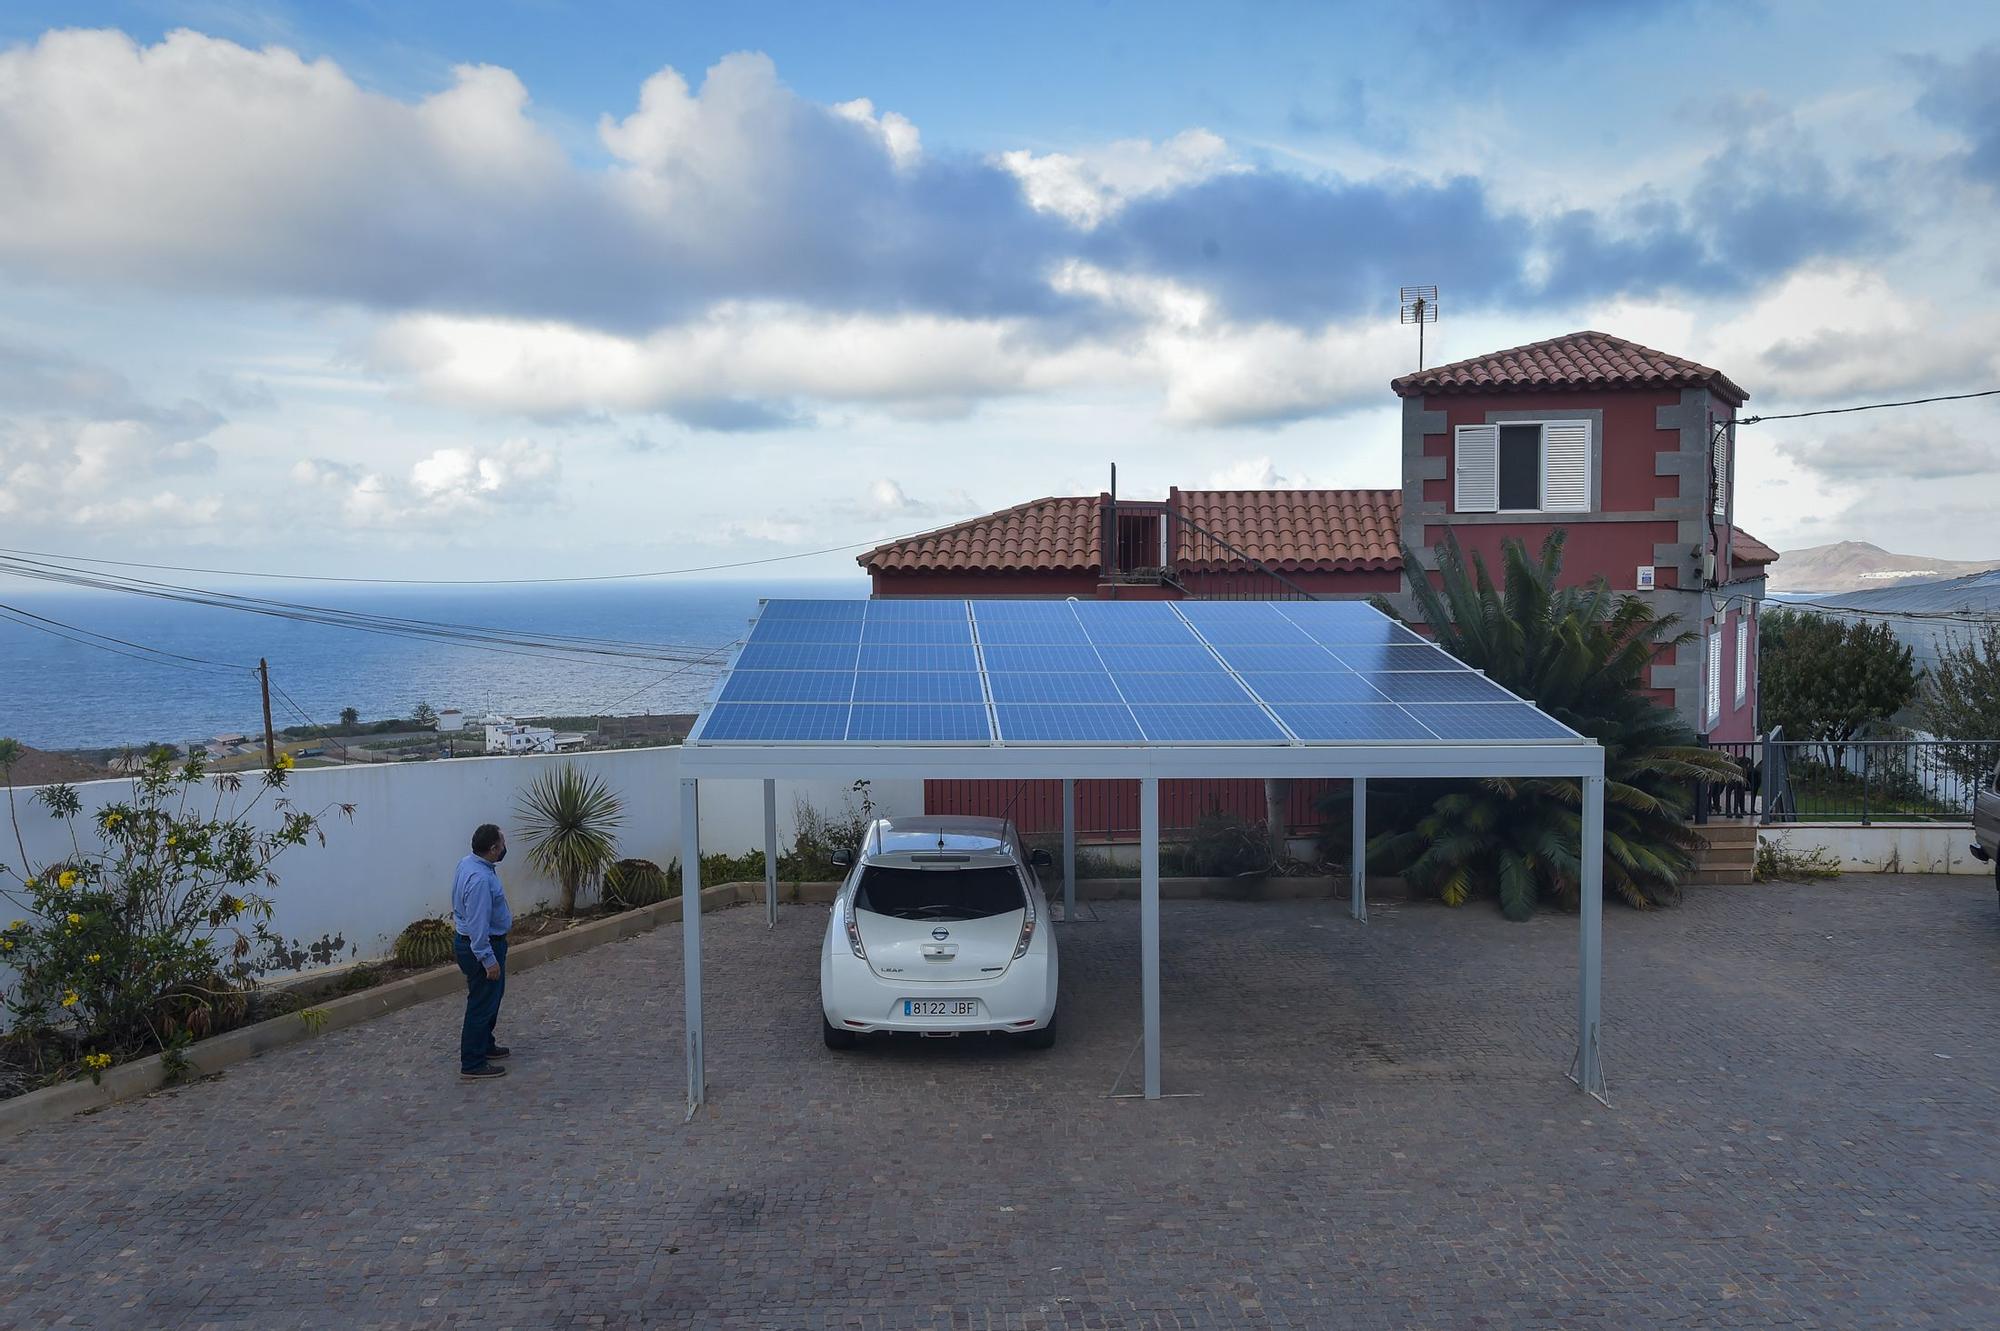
[460,1063,508,1080]
[486,1045,511,1060]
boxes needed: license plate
[904,999,976,1018]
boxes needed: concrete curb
[1,871,1382,1140]
[0,881,762,1142]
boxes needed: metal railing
[1697,732,1999,826]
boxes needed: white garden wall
[1758,823,1991,877]
[1,748,921,968]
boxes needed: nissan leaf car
[821,815,1059,1050]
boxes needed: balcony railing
[1100,500,1320,601]
[1702,733,2000,825]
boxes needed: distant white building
[437,708,465,733]
[484,718,556,755]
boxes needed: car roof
[865,815,1016,859]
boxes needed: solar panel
[1403,703,1577,740]
[1131,705,1287,743]
[994,704,1143,743]
[857,644,980,671]
[694,599,1586,749]
[717,671,855,703]
[700,703,849,742]
[986,672,1124,704]
[1115,672,1258,705]
[846,704,991,742]
[849,672,986,704]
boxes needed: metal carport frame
[676,737,1608,1115]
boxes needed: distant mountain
[1769,541,2000,593]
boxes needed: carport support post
[681,778,704,1117]
[1061,777,1077,920]
[1140,775,1161,1101]
[1350,777,1368,923]
[1576,772,1606,1102]
[762,779,779,928]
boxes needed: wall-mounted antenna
[1399,285,1438,370]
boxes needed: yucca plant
[515,765,624,915]
[1342,531,1742,920]
[393,917,456,967]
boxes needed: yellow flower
[165,834,178,849]
[61,990,79,1008]
[87,952,101,964]
[1,939,12,952]
[83,1053,111,1071]
[274,752,296,771]
[103,811,124,829]
[7,919,22,931]
[67,913,82,927]
[23,878,38,890]
[57,870,77,890]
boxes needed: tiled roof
[1731,527,1778,565]
[1174,489,1402,571]
[859,491,1406,574]
[859,495,1100,573]
[1392,330,1748,406]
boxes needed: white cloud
[290,438,559,527]
[1000,129,1233,228]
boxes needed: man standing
[453,823,514,1080]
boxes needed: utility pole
[258,658,277,768]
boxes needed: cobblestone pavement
[4,875,1999,1329]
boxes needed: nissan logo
[931,927,950,941]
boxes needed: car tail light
[843,893,867,960]
[1012,894,1037,959]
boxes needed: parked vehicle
[1971,759,2000,899]
[821,815,1059,1050]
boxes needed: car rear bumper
[822,951,1057,1034]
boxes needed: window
[1712,423,1730,518]
[1454,420,1590,513]
[1732,617,1746,703]
[1706,629,1723,725]
[854,865,1026,921]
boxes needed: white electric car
[821,815,1059,1050]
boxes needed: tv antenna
[1399,285,1438,370]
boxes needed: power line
[0,600,256,676]
[266,677,353,761]
[1737,387,2000,426]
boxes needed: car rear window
[854,865,1026,921]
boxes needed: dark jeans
[454,933,508,1072]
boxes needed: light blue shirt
[451,853,513,966]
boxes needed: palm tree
[1355,531,1741,919]
[515,765,624,915]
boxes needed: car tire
[823,1017,858,1050]
[1017,1012,1058,1050]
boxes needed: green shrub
[392,917,455,967]
[516,765,623,915]
[0,745,347,1078]
[1180,811,1271,877]
[603,858,674,908]
[1755,839,1843,882]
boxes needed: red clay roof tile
[858,495,1100,573]
[1730,527,1778,565]
[1392,330,1748,406]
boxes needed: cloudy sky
[2,1,1998,582]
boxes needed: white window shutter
[1735,614,1748,702]
[1712,428,1729,518]
[1707,630,1723,723]
[1541,420,1590,512]
[1453,425,1499,513]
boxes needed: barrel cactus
[393,917,456,967]
[603,858,672,909]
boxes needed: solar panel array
[688,599,1583,747]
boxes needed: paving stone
[2,876,1998,1328]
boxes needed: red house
[859,331,1777,835]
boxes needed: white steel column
[1350,777,1368,923]
[681,778,704,1117]
[1140,775,1161,1100]
[1575,772,1606,1102]
[1061,777,1077,921]
[762,779,779,928]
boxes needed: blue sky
[1,1,1997,580]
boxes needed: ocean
[0,578,866,750]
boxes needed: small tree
[1760,608,1917,759]
[2,744,350,1079]
[1918,624,2000,783]
[339,707,360,729]
[515,765,623,915]
[411,702,438,729]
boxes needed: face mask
[494,847,507,863]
